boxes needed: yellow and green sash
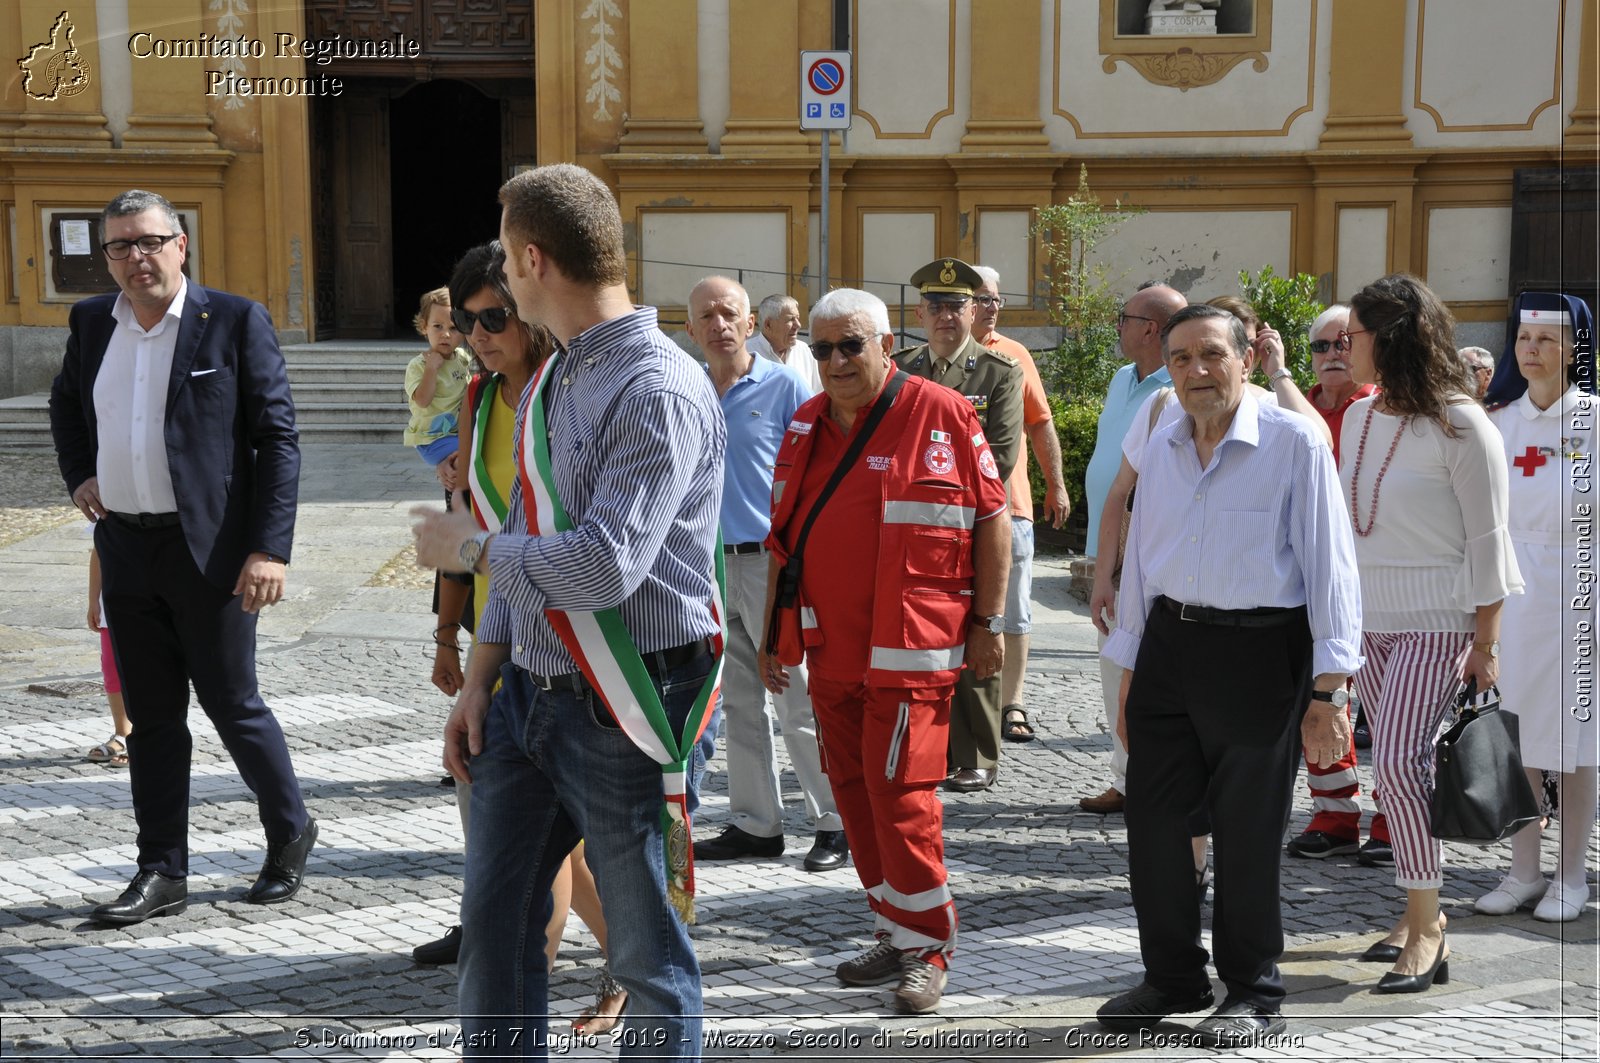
[517,352,725,921]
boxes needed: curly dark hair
[448,241,554,375]
[1348,273,1471,436]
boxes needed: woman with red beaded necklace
[1339,274,1523,994]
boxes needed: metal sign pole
[820,132,830,296]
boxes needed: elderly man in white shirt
[748,293,822,395]
[1096,304,1362,1049]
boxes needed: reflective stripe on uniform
[1312,796,1361,814]
[868,879,955,913]
[869,644,966,672]
[883,500,975,530]
[801,606,817,629]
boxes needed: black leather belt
[723,541,765,555]
[106,511,181,529]
[1158,595,1299,628]
[525,637,712,692]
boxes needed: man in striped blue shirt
[1096,304,1362,1049]
[413,164,724,1061]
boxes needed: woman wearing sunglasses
[1339,273,1522,993]
[1477,291,1598,923]
[415,243,627,1035]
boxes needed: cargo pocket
[883,688,951,786]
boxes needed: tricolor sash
[464,375,508,530]
[517,352,725,922]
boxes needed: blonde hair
[413,286,451,336]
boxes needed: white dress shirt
[749,333,821,395]
[93,277,187,515]
[1104,391,1364,678]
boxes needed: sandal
[1001,706,1036,743]
[573,967,627,1037]
[86,735,129,767]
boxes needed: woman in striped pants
[1338,275,1523,993]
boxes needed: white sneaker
[1533,880,1590,922]
[1474,874,1548,915]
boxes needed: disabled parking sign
[800,50,851,131]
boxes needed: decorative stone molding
[1102,48,1267,91]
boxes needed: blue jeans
[459,657,710,1060]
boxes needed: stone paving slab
[0,443,1595,1060]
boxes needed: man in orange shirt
[972,266,1069,742]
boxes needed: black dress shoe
[245,818,318,904]
[802,830,849,872]
[1096,981,1214,1032]
[1356,838,1395,867]
[692,825,783,861]
[1376,936,1449,993]
[942,767,997,793]
[91,870,188,925]
[412,925,461,965]
[1195,999,1286,1048]
[1359,940,1402,963]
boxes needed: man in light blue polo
[1079,282,1186,815]
[686,276,848,872]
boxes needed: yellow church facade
[0,0,1594,395]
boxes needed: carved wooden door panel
[332,93,394,336]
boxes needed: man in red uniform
[757,288,1009,1015]
[1287,304,1392,867]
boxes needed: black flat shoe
[802,830,849,872]
[246,818,318,904]
[1097,981,1214,1032]
[691,825,783,861]
[91,870,188,925]
[412,925,461,965]
[1195,999,1286,1048]
[1359,941,1402,963]
[1376,936,1448,993]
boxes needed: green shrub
[1050,393,1102,519]
[1238,266,1324,392]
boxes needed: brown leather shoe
[942,767,996,793]
[1080,787,1124,813]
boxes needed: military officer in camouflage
[894,257,1024,793]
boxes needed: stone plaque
[1146,11,1219,34]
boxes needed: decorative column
[123,0,218,147]
[1318,0,1412,147]
[721,0,809,154]
[617,0,708,152]
[960,0,1049,151]
[1566,0,1598,150]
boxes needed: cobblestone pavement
[0,444,1595,1061]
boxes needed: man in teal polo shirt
[686,276,848,872]
[1080,282,1185,815]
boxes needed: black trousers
[96,518,308,877]
[1124,603,1312,1009]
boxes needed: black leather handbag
[1430,680,1541,845]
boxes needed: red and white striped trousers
[1300,698,1390,843]
[1353,630,1472,889]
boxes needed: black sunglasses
[451,306,513,334]
[1309,339,1336,353]
[811,337,872,361]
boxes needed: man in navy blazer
[49,189,316,925]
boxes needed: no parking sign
[800,50,851,130]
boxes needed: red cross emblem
[1513,445,1547,476]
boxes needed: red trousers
[809,675,958,958]
[1301,701,1390,843]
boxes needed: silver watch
[973,613,1005,635]
[458,530,492,571]
[1310,688,1350,709]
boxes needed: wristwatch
[972,614,1005,635]
[1269,368,1294,385]
[458,530,493,572]
[1473,640,1499,659]
[1310,688,1350,709]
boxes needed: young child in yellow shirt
[403,287,473,471]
